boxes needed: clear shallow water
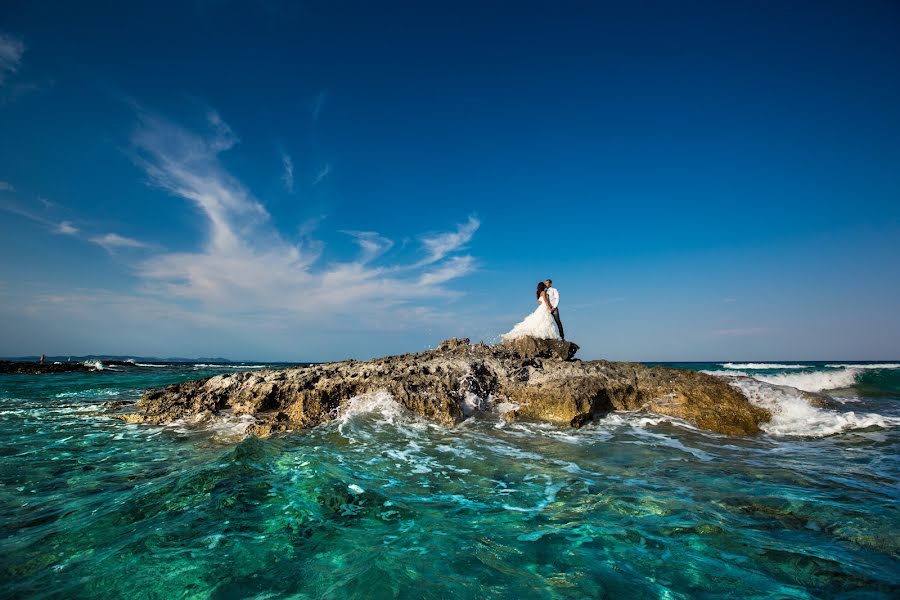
[1,362,898,598]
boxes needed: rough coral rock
[120,337,771,436]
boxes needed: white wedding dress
[501,295,561,341]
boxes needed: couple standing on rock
[501,278,565,342]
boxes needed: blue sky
[1,1,898,361]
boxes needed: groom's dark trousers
[551,308,565,340]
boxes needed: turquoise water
[1,362,899,598]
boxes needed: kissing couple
[501,279,565,342]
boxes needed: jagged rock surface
[122,337,771,436]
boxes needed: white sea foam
[55,389,121,399]
[824,363,900,370]
[192,363,268,370]
[209,413,256,436]
[708,361,898,393]
[82,360,104,371]
[702,369,749,377]
[169,411,256,437]
[502,475,564,513]
[753,368,861,392]
[721,363,808,370]
[134,362,167,368]
[339,391,405,420]
[727,377,899,437]
[461,392,487,417]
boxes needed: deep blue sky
[1,1,898,361]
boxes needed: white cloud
[89,233,149,252]
[312,163,330,186]
[206,109,237,151]
[342,230,394,263]
[56,221,79,235]
[0,199,141,251]
[0,33,25,87]
[419,256,475,286]
[0,181,14,191]
[125,109,478,331]
[130,110,267,253]
[419,215,479,265]
[0,200,52,227]
[281,151,294,193]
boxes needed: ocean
[1,360,898,598]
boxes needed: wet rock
[121,337,772,436]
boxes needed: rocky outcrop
[0,361,94,374]
[120,337,771,436]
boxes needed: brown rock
[119,337,771,436]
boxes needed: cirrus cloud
[0,32,25,87]
[126,108,479,333]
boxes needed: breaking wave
[721,363,808,370]
[825,363,900,370]
[752,368,861,393]
[726,377,899,437]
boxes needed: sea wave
[339,390,406,421]
[824,363,900,369]
[702,369,749,377]
[726,377,899,437]
[191,363,269,370]
[168,411,257,438]
[721,363,809,370]
[752,368,861,392]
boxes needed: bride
[501,282,561,341]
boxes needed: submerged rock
[121,337,770,436]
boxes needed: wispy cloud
[419,256,475,286]
[312,163,330,186]
[419,216,480,265]
[0,32,25,87]
[0,198,143,251]
[125,108,478,330]
[89,232,149,252]
[205,109,237,151]
[0,200,59,230]
[311,91,327,121]
[0,181,14,191]
[281,151,294,193]
[711,327,772,337]
[56,221,79,235]
[342,230,394,264]
[130,109,267,253]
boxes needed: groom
[544,279,564,340]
